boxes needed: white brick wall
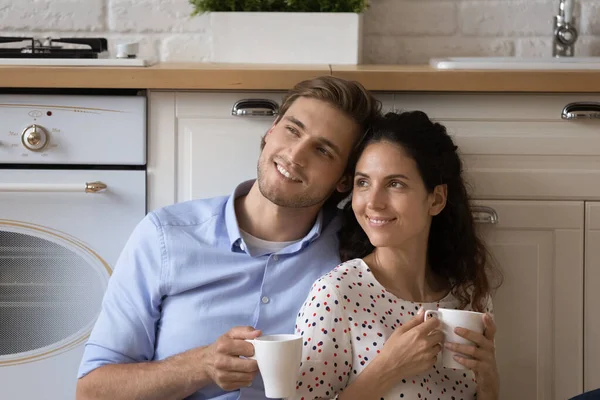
[1,0,598,64]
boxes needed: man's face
[257,97,359,209]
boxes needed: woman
[293,111,502,400]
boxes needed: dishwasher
[0,91,147,399]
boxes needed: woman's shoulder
[309,258,368,288]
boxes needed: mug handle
[244,339,257,360]
[424,310,440,321]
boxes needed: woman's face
[351,141,446,250]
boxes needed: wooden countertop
[1,63,600,92]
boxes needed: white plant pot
[210,12,363,64]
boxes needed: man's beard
[256,158,332,209]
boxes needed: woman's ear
[429,184,447,216]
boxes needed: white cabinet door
[473,200,584,400]
[585,202,600,392]
[176,92,284,202]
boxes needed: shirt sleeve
[291,279,353,400]
[77,212,166,378]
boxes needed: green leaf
[191,0,369,14]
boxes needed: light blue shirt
[78,180,341,400]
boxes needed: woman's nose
[366,189,386,210]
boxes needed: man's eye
[317,147,330,156]
[286,126,299,136]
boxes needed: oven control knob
[21,124,49,151]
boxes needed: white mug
[245,334,303,399]
[424,308,484,370]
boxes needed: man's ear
[429,184,447,216]
[336,174,352,193]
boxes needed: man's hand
[203,326,262,391]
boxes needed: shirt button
[261,296,270,304]
[272,254,279,261]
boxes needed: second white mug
[245,334,302,399]
[424,308,484,370]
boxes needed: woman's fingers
[444,342,492,361]
[482,313,497,341]
[452,354,482,371]
[453,327,494,350]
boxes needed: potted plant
[189,0,369,64]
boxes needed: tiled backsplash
[0,0,598,64]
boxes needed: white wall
[1,0,598,64]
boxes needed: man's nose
[288,141,310,167]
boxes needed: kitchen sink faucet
[553,0,578,57]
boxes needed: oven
[0,92,146,399]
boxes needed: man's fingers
[227,326,262,340]
[215,356,259,373]
[216,374,257,391]
[216,371,257,383]
[218,326,261,357]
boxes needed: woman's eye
[355,179,368,187]
[390,181,405,189]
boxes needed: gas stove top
[0,37,148,66]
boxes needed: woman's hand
[445,313,499,400]
[378,308,445,382]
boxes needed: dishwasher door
[0,168,145,400]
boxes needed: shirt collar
[225,179,325,254]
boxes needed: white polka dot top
[292,258,493,400]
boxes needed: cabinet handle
[471,206,498,224]
[232,99,279,117]
[0,181,107,193]
[561,102,600,120]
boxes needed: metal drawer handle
[0,181,107,193]
[561,102,600,120]
[472,206,498,224]
[232,99,279,117]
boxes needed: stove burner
[0,37,108,59]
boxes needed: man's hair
[261,76,382,151]
[276,76,381,136]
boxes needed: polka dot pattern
[293,258,493,400]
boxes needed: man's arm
[76,346,210,400]
[76,327,262,400]
[75,213,261,399]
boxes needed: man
[76,76,381,400]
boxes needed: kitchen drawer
[176,92,284,119]
[393,93,600,157]
[176,92,395,119]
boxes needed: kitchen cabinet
[148,90,600,399]
[585,202,600,392]
[473,200,584,400]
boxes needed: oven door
[0,169,145,400]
